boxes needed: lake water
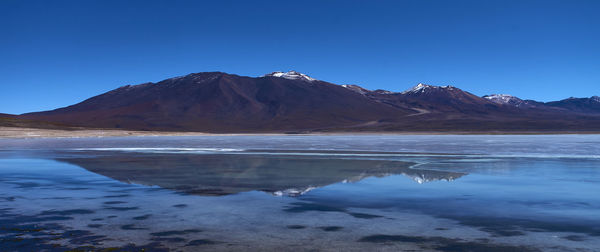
[0,135,599,251]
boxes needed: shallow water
[0,135,599,251]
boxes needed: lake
[0,135,599,251]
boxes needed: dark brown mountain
[16,71,600,132]
[20,71,413,132]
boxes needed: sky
[1,0,599,114]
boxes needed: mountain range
[10,71,600,133]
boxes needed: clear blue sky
[1,0,599,114]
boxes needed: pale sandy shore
[0,127,235,138]
[1,126,599,139]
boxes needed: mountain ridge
[15,71,600,132]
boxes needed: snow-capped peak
[413,83,430,91]
[263,71,316,82]
[482,94,533,107]
[592,96,600,102]
[402,83,454,94]
[483,94,520,104]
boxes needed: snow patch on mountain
[483,94,520,103]
[372,89,394,94]
[263,71,316,82]
[482,94,536,108]
[341,84,370,95]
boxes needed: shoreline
[1,127,600,139]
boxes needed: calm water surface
[0,135,599,251]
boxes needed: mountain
[482,94,600,115]
[15,71,600,132]
[20,71,413,132]
[372,84,503,115]
[344,83,600,131]
[482,94,542,108]
[545,96,600,114]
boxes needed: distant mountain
[16,71,600,132]
[545,96,600,114]
[481,94,600,115]
[376,84,502,115]
[482,94,542,108]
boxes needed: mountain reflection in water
[58,152,466,196]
